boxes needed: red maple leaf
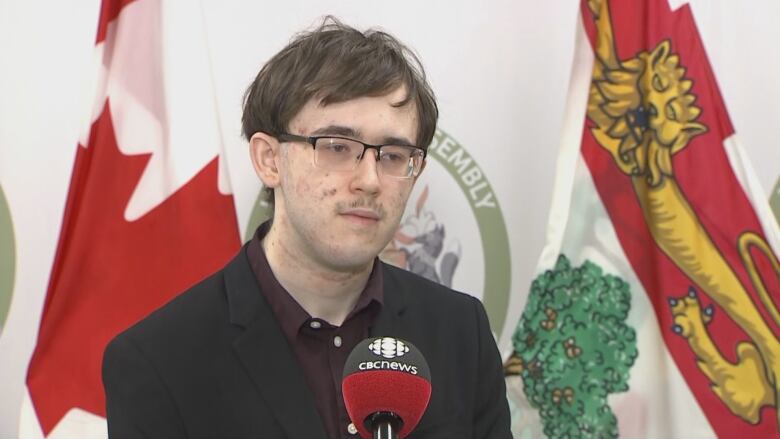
[26,100,241,434]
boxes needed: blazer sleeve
[471,296,513,439]
[102,334,187,439]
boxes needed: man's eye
[325,142,350,153]
[381,152,406,162]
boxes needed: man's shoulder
[381,261,477,310]
[110,266,233,353]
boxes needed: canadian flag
[22,0,240,436]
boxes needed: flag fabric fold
[506,0,780,437]
[23,0,240,435]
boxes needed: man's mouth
[340,208,381,222]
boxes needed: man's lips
[340,208,381,221]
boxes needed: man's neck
[261,223,373,327]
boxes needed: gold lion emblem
[587,0,780,426]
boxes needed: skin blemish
[321,188,337,199]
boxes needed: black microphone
[342,337,431,439]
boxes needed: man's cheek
[320,187,337,199]
[396,185,414,206]
[289,174,313,196]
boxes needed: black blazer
[103,246,511,438]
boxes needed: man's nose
[350,149,381,195]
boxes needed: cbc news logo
[359,337,418,375]
[369,337,409,359]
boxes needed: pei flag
[505,0,780,438]
[22,0,240,436]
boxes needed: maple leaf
[27,101,240,434]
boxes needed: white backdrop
[0,0,778,437]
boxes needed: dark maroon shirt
[247,223,383,439]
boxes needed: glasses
[277,133,426,179]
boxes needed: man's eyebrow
[311,125,359,138]
[381,136,415,147]
[311,125,415,146]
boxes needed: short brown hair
[242,17,438,205]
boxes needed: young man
[103,18,511,438]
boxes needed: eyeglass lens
[313,137,422,177]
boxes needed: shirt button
[309,320,322,329]
[347,422,358,435]
[333,335,343,347]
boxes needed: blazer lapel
[370,262,409,338]
[224,248,327,439]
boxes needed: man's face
[273,87,421,272]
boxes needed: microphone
[342,337,431,439]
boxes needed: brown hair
[242,16,438,206]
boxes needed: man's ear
[249,132,282,189]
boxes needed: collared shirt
[247,222,383,439]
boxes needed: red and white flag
[506,0,780,437]
[22,0,240,436]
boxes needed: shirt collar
[246,221,383,339]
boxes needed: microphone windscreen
[342,337,431,439]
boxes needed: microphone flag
[342,337,432,438]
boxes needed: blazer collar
[224,245,328,439]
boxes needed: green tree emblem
[507,255,638,438]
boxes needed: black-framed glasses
[276,133,426,178]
